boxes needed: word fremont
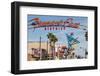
[29,18,80,30]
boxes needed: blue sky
[28,15,87,26]
[27,15,88,57]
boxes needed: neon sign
[29,18,80,30]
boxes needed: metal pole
[47,41,48,59]
[39,36,42,60]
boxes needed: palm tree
[47,33,58,59]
